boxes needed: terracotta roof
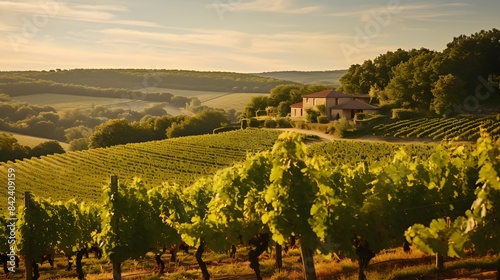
[290,102,303,108]
[330,100,380,110]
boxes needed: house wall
[303,97,328,117]
[291,108,303,118]
[297,96,376,120]
[325,98,337,118]
[303,97,326,110]
[330,109,343,120]
[342,109,353,120]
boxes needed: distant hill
[0,69,297,94]
[253,70,347,86]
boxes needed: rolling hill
[253,70,347,86]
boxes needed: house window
[335,98,338,105]
[305,98,309,103]
[300,109,303,116]
[313,98,316,105]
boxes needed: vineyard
[0,129,283,212]
[0,128,437,213]
[1,130,499,279]
[308,141,435,166]
[371,115,500,141]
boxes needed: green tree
[439,29,500,92]
[384,51,439,110]
[373,48,432,89]
[89,119,136,148]
[30,141,65,157]
[166,108,228,138]
[141,103,168,116]
[244,96,269,118]
[431,74,467,116]
[69,138,89,151]
[0,133,30,162]
[64,126,93,142]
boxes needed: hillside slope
[254,70,347,86]
[0,69,297,93]
[0,129,283,212]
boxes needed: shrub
[291,120,309,130]
[305,108,320,123]
[333,118,351,138]
[276,117,292,128]
[264,119,277,128]
[326,123,335,134]
[317,116,330,124]
[391,109,424,120]
[255,110,267,117]
[354,113,366,121]
[248,117,260,128]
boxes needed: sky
[0,0,499,73]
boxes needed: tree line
[1,69,294,93]
[338,28,500,116]
[0,78,178,103]
[87,108,229,149]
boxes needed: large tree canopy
[339,29,500,113]
[431,74,467,116]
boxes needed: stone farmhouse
[290,90,380,120]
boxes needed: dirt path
[276,128,436,144]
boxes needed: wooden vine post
[275,244,282,271]
[24,192,32,280]
[110,175,122,280]
[300,245,317,280]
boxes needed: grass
[13,246,497,280]
[11,93,184,115]
[252,70,346,85]
[138,87,268,112]
[202,92,268,112]
[11,89,267,115]
[0,130,71,150]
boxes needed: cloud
[329,2,472,22]
[0,1,162,31]
[208,0,320,15]
[396,3,473,22]
[0,25,356,71]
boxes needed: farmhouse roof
[330,100,380,110]
[290,102,303,108]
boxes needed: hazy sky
[1,0,498,72]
